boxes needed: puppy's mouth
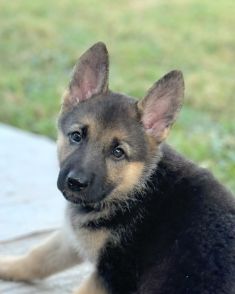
[61,190,105,212]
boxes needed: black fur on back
[90,144,235,294]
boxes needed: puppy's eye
[69,131,82,143]
[112,147,125,159]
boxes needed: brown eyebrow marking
[67,123,84,132]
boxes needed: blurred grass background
[0,0,234,193]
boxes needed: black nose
[67,173,89,192]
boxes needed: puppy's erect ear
[63,42,109,107]
[138,70,184,142]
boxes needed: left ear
[138,70,184,142]
[63,42,109,108]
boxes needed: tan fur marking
[101,128,129,142]
[158,127,170,142]
[120,161,145,191]
[106,161,145,202]
[146,134,159,154]
[81,115,98,137]
[137,99,144,114]
[57,130,71,163]
[74,272,107,294]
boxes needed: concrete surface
[0,124,91,293]
[0,232,92,294]
[0,124,65,240]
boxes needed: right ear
[138,70,184,142]
[62,42,109,108]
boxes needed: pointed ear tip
[91,41,108,54]
[169,70,184,81]
[167,70,185,91]
[95,41,107,47]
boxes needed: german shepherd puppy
[0,43,234,294]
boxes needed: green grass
[0,0,234,193]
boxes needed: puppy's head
[57,42,184,210]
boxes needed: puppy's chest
[72,226,110,263]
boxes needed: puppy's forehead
[61,92,140,136]
[83,93,137,125]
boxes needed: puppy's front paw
[0,255,29,282]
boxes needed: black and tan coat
[0,43,234,294]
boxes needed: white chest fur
[73,227,110,262]
[65,216,110,263]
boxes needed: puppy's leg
[0,230,81,282]
[73,272,108,294]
